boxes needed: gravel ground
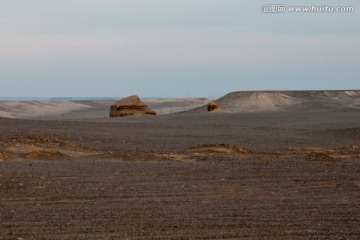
[0,110,359,239]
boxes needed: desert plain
[0,91,359,239]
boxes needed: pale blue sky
[1,0,359,98]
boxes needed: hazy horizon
[1,0,359,98]
[2,89,360,103]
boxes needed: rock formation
[207,101,226,112]
[110,95,156,117]
[0,152,6,161]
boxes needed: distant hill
[188,90,360,113]
[0,98,209,120]
[221,90,360,112]
[2,91,359,119]
[0,97,119,102]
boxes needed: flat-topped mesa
[110,95,156,117]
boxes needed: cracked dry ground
[0,111,360,239]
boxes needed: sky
[0,0,359,98]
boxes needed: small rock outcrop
[0,152,6,161]
[110,95,156,117]
[207,101,225,112]
[307,152,336,162]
